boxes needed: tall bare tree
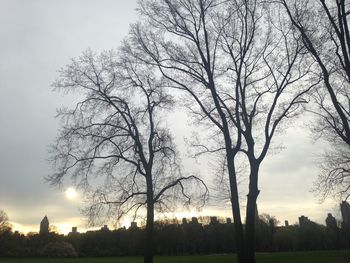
[48,50,208,263]
[125,0,313,262]
[281,0,350,201]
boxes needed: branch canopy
[48,49,208,226]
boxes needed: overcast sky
[0,0,338,234]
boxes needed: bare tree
[315,143,350,201]
[0,210,10,232]
[48,50,208,263]
[125,0,313,262]
[281,0,350,201]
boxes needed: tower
[340,201,350,226]
[39,216,49,235]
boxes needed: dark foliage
[1,215,349,258]
[41,242,78,258]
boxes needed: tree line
[1,213,350,258]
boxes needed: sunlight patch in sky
[65,187,78,200]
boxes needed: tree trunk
[144,198,154,263]
[227,153,247,263]
[144,172,155,263]
[245,161,260,263]
[230,188,246,263]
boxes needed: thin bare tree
[281,0,350,201]
[124,0,314,262]
[48,50,208,263]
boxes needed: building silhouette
[68,226,79,236]
[101,225,110,231]
[340,201,350,227]
[72,226,78,233]
[326,213,337,229]
[39,216,49,235]
[191,217,199,224]
[210,216,218,225]
[299,215,311,227]
[129,222,138,229]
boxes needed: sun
[65,187,78,200]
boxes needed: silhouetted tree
[316,146,350,201]
[0,210,10,232]
[281,0,350,201]
[255,214,278,251]
[48,50,208,263]
[124,1,313,262]
[2,213,350,257]
[298,220,326,250]
[274,225,298,251]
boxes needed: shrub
[41,241,78,257]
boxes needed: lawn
[1,250,349,263]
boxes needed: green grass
[1,250,350,263]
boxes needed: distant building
[39,216,49,235]
[68,226,79,236]
[226,218,232,224]
[130,222,138,229]
[284,220,289,227]
[340,201,350,226]
[191,217,198,224]
[326,213,337,229]
[101,225,110,231]
[298,215,311,227]
[210,216,218,225]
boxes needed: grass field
[1,250,349,263]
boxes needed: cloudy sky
[0,0,338,234]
